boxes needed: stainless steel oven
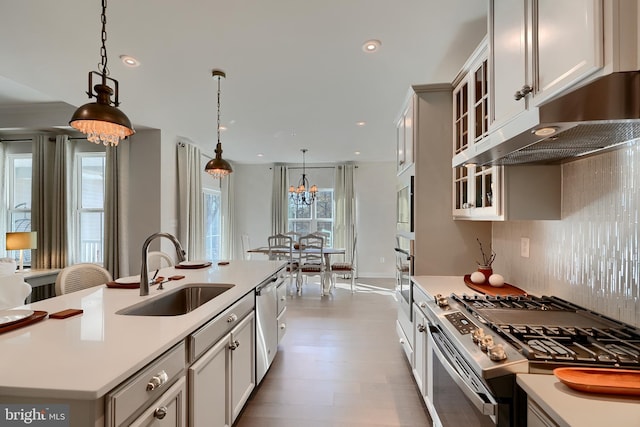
[428,325,498,426]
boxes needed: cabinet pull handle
[514,84,533,100]
[154,406,168,420]
[227,313,238,323]
[146,370,169,391]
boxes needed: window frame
[74,151,106,264]
[203,187,222,261]
[288,188,334,246]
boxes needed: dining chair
[55,263,112,295]
[0,273,32,309]
[267,234,298,292]
[330,234,357,293]
[147,251,174,271]
[311,231,330,246]
[296,234,326,296]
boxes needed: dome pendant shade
[205,142,233,178]
[70,82,135,146]
[69,0,134,147]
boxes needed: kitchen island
[0,260,284,425]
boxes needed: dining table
[247,246,346,293]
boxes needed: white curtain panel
[177,142,204,260]
[271,165,289,235]
[104,142,130,278]
[334,164,356,264]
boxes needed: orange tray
[554,367,640,397]
[463,274,527,297]
[0,310,48,334]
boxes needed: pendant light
[69,0,135,146]
[204,69,233,178]
[289,149,317,206]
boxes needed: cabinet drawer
[129,376,186,427]
[188,292,254,362]
[277,307,287,343]
[276,281,287,314]
[106,341,186,426]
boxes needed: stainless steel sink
[117,284,234,316]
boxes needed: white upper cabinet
[489,0,604,130]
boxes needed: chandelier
[204,69,233,178]
[289,149,317,206]
[69,0,135,146]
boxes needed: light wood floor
[235,277,433,427]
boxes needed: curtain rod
[0,138,32,142]
[48,137,86,141]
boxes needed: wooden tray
[175,262,212,270]
[0,310,47,334]
[106,276,169,289]
[463,274,527,296]
[554,367,640,396]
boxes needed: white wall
[354,162,396,277]
[232,161,397,277]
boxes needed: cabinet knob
[229,339,241,350]
[226,313,238,323]
[417,324,426,333]
[279,323,286,330]
[146,370,169,391]
[154,406,168,420]
[419,302,427,309]
[514,85,533,100]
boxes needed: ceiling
[0,1,486,164]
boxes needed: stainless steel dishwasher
[255,273,283,383]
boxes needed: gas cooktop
[452,294,640,370]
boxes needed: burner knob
[471,328,485,343]
[488,344,507,361]
[480,335,494,352]
[435,294,449,307]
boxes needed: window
[288,189,334,246]
[75,153,105,263]
[203,189,222,260]
[6,154,33,264]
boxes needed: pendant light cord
[99,0,109,78]
[217,74,221,144]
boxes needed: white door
[188,336,230,427]
[230,312,256,423]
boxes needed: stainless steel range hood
[454,71,640,167]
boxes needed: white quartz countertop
[0,260,284,400]
[517,373,640,427]
[412,275,479,299]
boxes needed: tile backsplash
[493,141,640,328]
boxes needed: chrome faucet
[140,232,187,296]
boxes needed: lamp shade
[6,232,37,251]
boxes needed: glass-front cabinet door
[453,165,501,219]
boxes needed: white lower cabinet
[129,377,187,427]
[106,342,186,427]
[527,399,558,427]
[188,311,255,427]
[412,303,428,398]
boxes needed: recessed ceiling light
[219,125,227,131]
[119,55,140,67]
[362,39,381,53]
[354,151,361,155]
[257,153,264,157]
[356,121,366,127]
